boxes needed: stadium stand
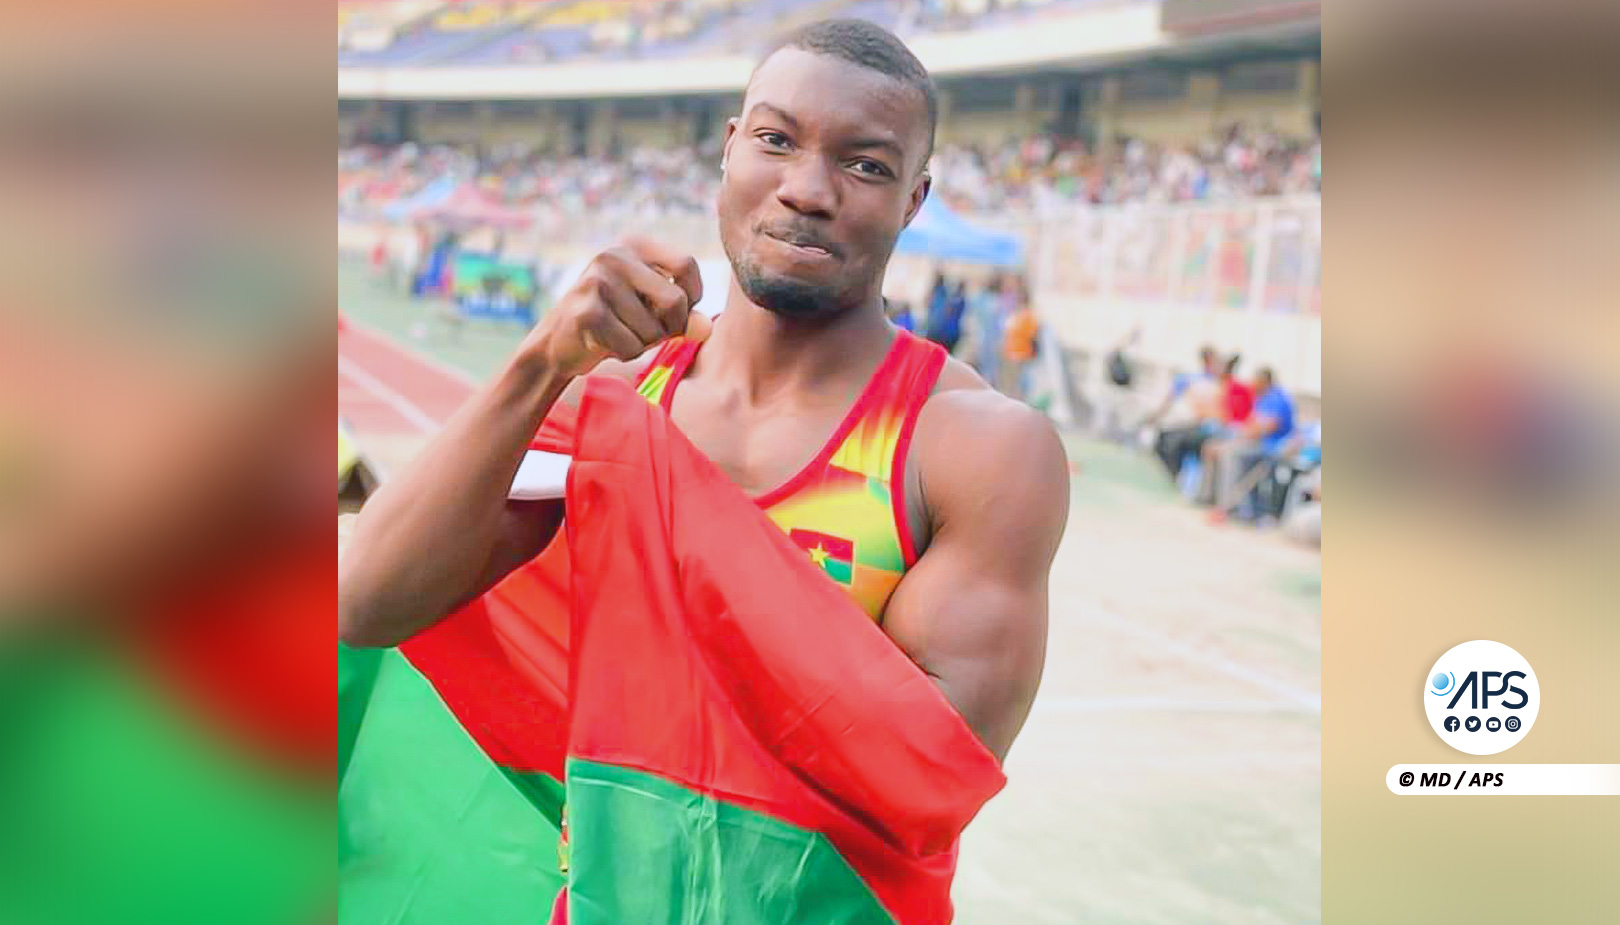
[340,1,541,66]
[340,1,443,54]
[338,0,1122,66]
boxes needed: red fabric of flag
[401,377,1006,922]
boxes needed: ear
[720,116,740,169]
[901,172,931,228]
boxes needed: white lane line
[338,354,443,435]
[1078,604,1322,712]
[341,316,482,389]
[1032,696,1318,715]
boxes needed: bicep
[884,404,1070,761]
[884,544,1051,762]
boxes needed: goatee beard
[733,260,846,322]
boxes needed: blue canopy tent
[894,196,1024,265]
[381,175,458,222]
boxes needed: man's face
[717,48,930,321]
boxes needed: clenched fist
[529,237,712,380]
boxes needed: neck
[702,279,896,402]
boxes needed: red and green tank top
[635,330,946,622]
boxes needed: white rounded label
[1424,640,1538,755]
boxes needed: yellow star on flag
[808,544,830,567]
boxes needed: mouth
[762,229,839,260]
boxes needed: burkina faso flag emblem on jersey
[790,528,854,585]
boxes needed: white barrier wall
[1024,197,1322,397]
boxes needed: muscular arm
[337,349,670,649]
[338,237,706,648]
[882,390,1071,762]
[337,355,574,648]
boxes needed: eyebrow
[848,137,904,162]
[746,102,800,131]
[746,102,905,163]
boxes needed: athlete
[339,19,1070,764]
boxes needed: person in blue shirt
[924,273,949,327]
[1210,366,1297,520]
[926,279,967,353]
[1251,368,1298,455]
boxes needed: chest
[631,335,945,607]
[667,384,854,499]
[665,378,933,585]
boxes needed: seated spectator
[1148,345,1221,480]
[1258,419,1321,522]
[1219,354,1255,426]
[1206,366,1298,520]
[1192,352,1254,501]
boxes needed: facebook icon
[1444,716,1461,732]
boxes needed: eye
[755,131,792,150]
[851,159,894,179]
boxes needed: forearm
[338,349,568,646]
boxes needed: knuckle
[577,300,609,329]
[652,287,686,317]
[591,249,626,277]
[573,267,606,298]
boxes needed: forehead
[744,48,929,154]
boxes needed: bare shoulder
[917,355,1067,476]
[912,356,1071,535]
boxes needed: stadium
[338,1,1323,922]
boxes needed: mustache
[757,221,842,258]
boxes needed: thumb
[684,310,713,343]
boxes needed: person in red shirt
[1194,353,1252,503]
[1220,353,1255,425]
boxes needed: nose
[774,155,838,219]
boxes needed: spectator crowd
[928,123,1321,213]
[340,122,1321,224]
[340,141,723,226]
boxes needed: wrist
[502,336,572,413]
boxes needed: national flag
[790,527,855,584]
[340,378,1005,923]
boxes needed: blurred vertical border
[1326,0,1619,921]
[0,2,333,924]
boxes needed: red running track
[338,325,476,435]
